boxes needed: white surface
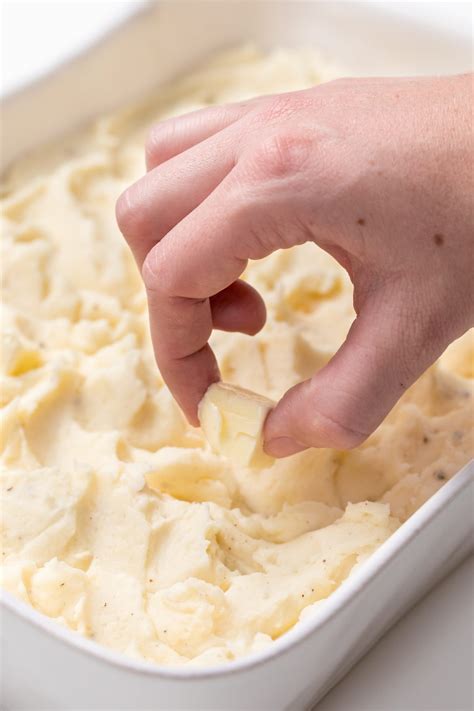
[316,555,474,711]
[1,3,473,710]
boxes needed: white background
[1,2,473,710]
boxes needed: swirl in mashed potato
[1,47,472,666]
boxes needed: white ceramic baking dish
[1,2,473,710]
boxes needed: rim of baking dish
[2,459,473,679]
[2,1,471,104]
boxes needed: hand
[116,73,473,457]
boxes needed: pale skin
[116,74,473,457]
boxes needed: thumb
[264,285,443,456]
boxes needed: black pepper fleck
[60,582,65,587]
[6,487,13,492]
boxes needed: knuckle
[145,126,160,168]
[251,130,313,182]
[331,425,366,450]
[115,189,132,235]
[141,253,156,291]
[145,121,173,168]
[115,186,145,243]
[142,249,164,292]
[309,409,368,450]
[142,247,177,297]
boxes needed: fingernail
[264,436,307,458]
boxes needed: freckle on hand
[433,233,444,246]
[357,218,365,226]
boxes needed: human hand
[116,73,473,457]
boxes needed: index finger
[142,171,266,423]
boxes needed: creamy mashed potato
[1,47,472,667]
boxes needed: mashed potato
[1,47,472,667]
